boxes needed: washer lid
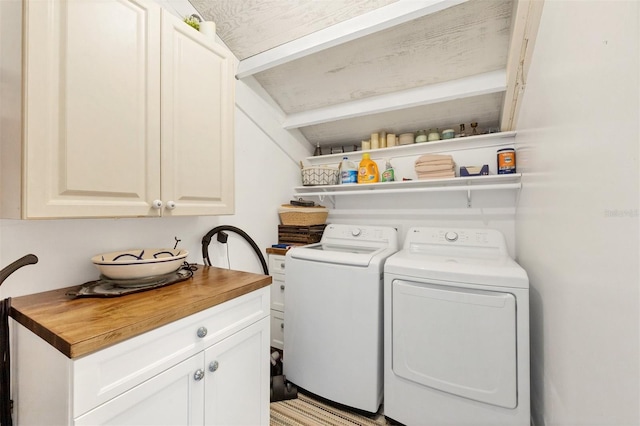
[289,243,390,266]
[288,224,399,266]
[384,249,529,289]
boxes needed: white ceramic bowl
[91,248,189,280]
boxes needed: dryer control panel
[405,227,508,254]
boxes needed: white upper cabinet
[0,0,234,219]
[160,10,235,217]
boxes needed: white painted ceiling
[188,0,542,149]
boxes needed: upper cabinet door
[23,0,162,219]
[160,10,235,216]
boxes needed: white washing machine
[284,224,398,413]
[384,227,530,426]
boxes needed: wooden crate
[278,224,326,245]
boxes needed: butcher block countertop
[9,266,271,359]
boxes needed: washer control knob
[351,228,361,237]
[445,231,458,242]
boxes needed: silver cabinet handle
[194,369,205,381]
[197,326,208,338]
[209,361,219,372]
[280,263,285,269]
[280,284,285,290]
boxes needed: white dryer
[284,224,398,413]
[384,227,530,426]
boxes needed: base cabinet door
[204,317,270,426]
[74,318,269,426]
[75,353,205,426]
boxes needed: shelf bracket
[318,195,335,208]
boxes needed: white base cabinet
[268,253,286,350]
[13,287,270,426]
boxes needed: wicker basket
[301,167,339,186]
[278,204,328,226]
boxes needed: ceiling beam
[500,0,545,131]
[283,70,508,130]
[235,0,469,79]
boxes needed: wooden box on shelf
[278,225,327,245]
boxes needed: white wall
[325,137,520,253]
[0,68,305,300]
[514,1,639,425]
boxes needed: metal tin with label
[497,148,516,174]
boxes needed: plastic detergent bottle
[340,157,357,184]
[381,159,395,182]
[357,153,379,184]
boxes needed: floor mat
[270,392,391,426]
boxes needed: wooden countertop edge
[266,247,290,256]
[10,270,272,359]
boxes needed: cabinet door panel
[161,10,235,216]
[270,310,285,350]
[75,353,204,426]
[24,0,161,218]
[204,317,270,426]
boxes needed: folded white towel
[415,154,454,165]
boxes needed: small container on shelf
[399,133,414,145]
[456,124,466,138]
[386,133,396,147]
[340,157,358,184]
[379,131,387,148]
[460,165,489,176]
[497,148,517,174]
[381,159,395,182]
[442,129,455,139]
[370,133,380,149]
[415,130,427,143]
[427,129,440,142]
[357,153,379,184]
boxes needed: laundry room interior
[0,0,638,425]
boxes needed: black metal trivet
[67,264,195,298]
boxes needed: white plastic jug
[340,157,357,184]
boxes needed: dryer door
[392,279,517,409]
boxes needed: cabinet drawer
[271,276,285,312]
[270,310,284,350]
[73,287,269,417]
[269,255,286,275]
